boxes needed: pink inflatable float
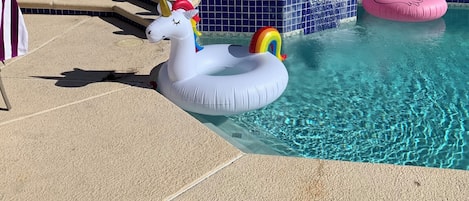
[362,0,448,22]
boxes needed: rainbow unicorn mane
[171,0,203,52]
[249,26,287,61]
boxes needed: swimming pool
[198,7,469,170]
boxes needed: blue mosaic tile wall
[198,0,357,35]
[21,8,113,16]
[447,0,469,3]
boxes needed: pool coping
[6,0,469,200]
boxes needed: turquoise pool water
[199,8,469,170]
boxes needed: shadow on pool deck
[100,16,148,38]
[31,64,162,89]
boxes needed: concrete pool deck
[0,0,468,200]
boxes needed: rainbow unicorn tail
[249,26,287,61]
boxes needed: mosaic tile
[198,0,357,35]
[447,0,469,3]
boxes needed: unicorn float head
[146,0,289,116]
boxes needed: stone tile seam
[0,86,131,127]
[3,16,93,69]
[165,152,246,201]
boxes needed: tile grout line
[0,86,130,127]
[3,16,93,68]
[165,153,246,201]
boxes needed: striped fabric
[1,0,28,62]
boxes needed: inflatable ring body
[362,0,448,22]
[157,44,289,116]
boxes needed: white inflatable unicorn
[146,0,289,116]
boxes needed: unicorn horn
[159,0,172,17]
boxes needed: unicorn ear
[183,9,199,19]
[157,0,172,17]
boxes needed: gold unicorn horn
[159,0,171,17]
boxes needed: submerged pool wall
[198,0,358,36]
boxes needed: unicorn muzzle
[146,26,165,43]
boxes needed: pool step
[117,0,201,28]
[114,0,201,27]
[113,1,158,28]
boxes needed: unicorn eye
[172,19,181,25]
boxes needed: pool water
[199,8,469,170]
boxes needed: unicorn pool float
[146,0,289,116]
